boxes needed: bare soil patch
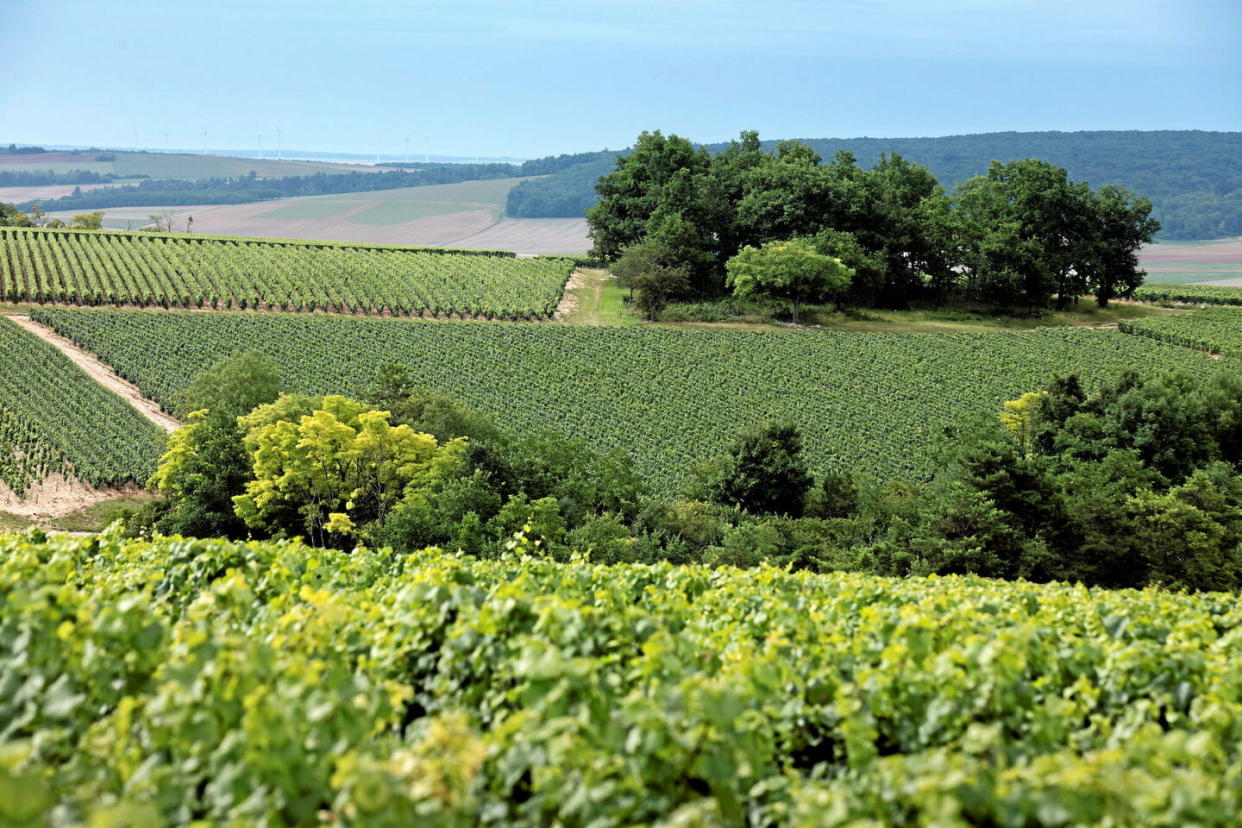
[553,270,586,319]
[6,315,179,432]
[0,472,143,519]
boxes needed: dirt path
[6,315,180,432]
[553,270,586,320]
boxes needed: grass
[559,268,643,326]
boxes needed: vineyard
[0,227,575,320]
[4,532,1241,825]
[31,308,1225,494]
[1120,306,1242,356]
[0,317,164,495]
[1133,282,1242,306]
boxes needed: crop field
[42,179,594,253]
[1133,282,1242,305]
[1120,306,1242,356]
[0,317,163,495]
[31,308,1224,494]
[0,150,376,179]
[0,228,574,319]
[5,532,1241,825]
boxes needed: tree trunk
[792,298,800,325]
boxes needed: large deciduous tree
[725,238,852,324]
[232,394,460,548]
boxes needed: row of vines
[0,227,574,320]
[31,308,1226,494]
[0,317,164,494]
[1119,306,1242,356]
[4,533,1241,825]
[1133,281,1242,306]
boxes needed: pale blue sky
[2,0,1239,158]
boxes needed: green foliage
[711,421,813,517]
[0,317,163,494]
[1134,282,1242,307]
[174,349,282,419]
[954,159,1158,308]
[1119,306,1242,360]
[726,239,852,323]
[232,394,455,547]
[4,532,1242,824]
[0,227,573,320]
[30,307,1226,496]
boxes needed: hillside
[506,130,1242,240]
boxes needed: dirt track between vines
[5,314,179,432]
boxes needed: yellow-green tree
[725,238,852,324]
[232,395,462,547]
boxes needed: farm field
[6,532,1241,825]
[0,228,574,319]
[1120,306,1242,355]
[0,316,163,500]
[40,177,592,253]
[0,182,123,204]
[30,307,1225,495]
[1133,282,1242,305]
[0,149,377,178]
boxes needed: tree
[711,421,813,517]
[611,241,666,302]
[148,352,283,538]
[70,211,104,230]
[174,350,283,419]
[725,238,852,324]
[586,130,709,263]
[1080,185,1159,307]
[0,203,33,227]
[232,395,457,548]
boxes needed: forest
[507,130,1242,239]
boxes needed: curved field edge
[4,532,1241,825]
[30,307,1230,495]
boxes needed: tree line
[589,130,1158,313]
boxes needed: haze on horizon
[2,0,1239,159]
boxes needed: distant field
[0,150,375,179]
[31,308,1225,494]
[1140,236,1242,265]
[0,183,122,203]
[44,177,593,254]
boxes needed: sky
[2,0,1239,159]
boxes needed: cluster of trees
[0,203,103,230]
[0,169,128,186]
[590,130,1158,312]
[2,144,48,155]
[509,130,1242,241]
[133,352,1242,593]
